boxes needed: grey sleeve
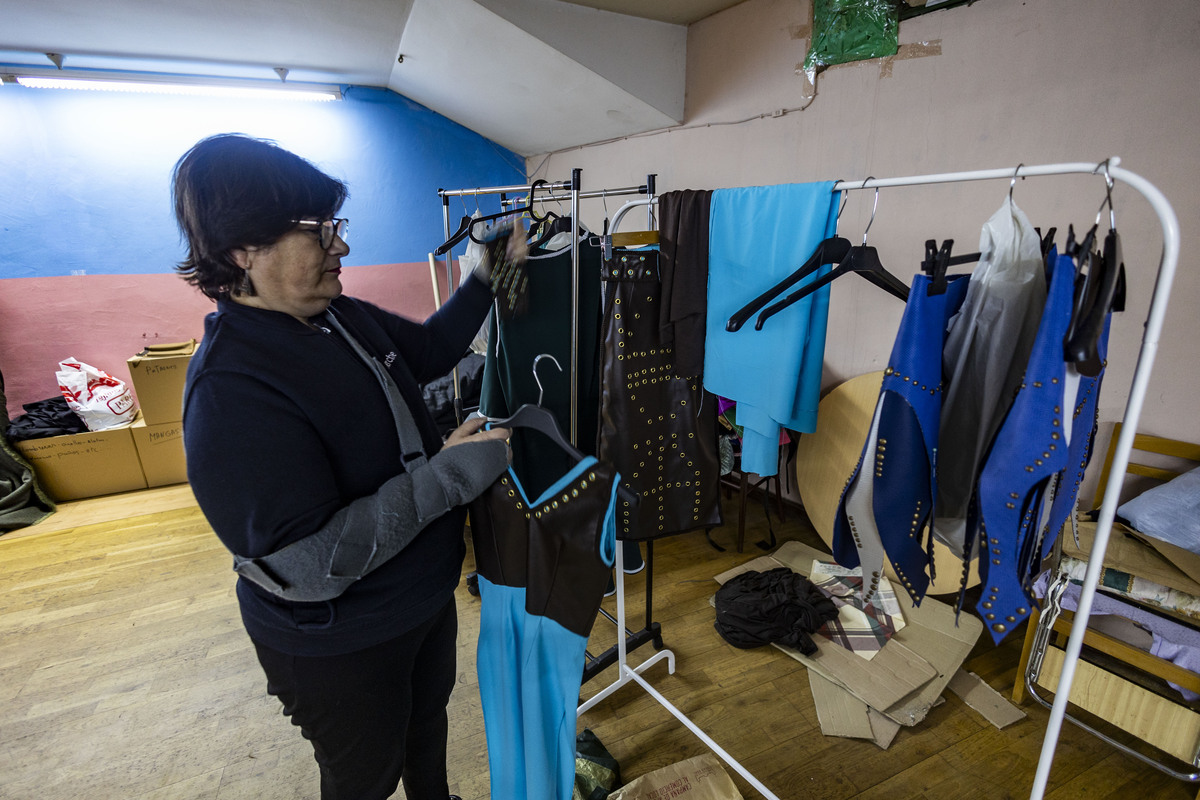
[232,438,508,602]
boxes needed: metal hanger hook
[532,353,563,407]
[1094,158,1117,230]
[1009,163,1024,202]
[833,178,849,229]
[861,177,878,245]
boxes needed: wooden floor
[1,486,1195,800]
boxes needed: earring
[236,269,256,297]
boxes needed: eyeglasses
[293,218,349,249]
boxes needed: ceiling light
[14,75,341,102]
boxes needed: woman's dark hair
[172,133,348,300]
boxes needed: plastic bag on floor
[574,728,621,800]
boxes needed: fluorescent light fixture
[15,75,341,102]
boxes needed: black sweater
[183,278,493,656]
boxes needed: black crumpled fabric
[714,567,839,655]
[6,396,87,442]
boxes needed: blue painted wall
[0,84,524,278]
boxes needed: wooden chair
[1013,423,1200,792]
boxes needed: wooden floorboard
[0,486,1195,799]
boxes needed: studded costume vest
[597,248,723,541]
[832,273,970,604]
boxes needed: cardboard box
[127,340,197,425]
[131,417,188,488]
[14,420,147,502]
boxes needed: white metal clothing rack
[598,159,1180,800]
[446,160,1179,799]
[581,195,784,800]
[829,158,1180,800]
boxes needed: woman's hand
[443,416,512,462]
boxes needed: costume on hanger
[479,234,602,498]
[935,197,1047,555]
[468,457,618,800]
[598,247,722,540]
[704,182,839,477]
[969,250,1076,643]
[1038,314,1111,562]
[832,273,971,604]
[657,190,713,379]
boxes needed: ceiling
[0,0,747,156]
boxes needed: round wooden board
[795,371,979,595]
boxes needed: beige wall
[529,0,1200,503]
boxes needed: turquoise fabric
[704,182,839,476]
[476,457,617,800]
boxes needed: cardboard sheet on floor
[713,540,982,728]
[807,671,901,749]
[947,669,1026,729]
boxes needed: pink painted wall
[1,261,461,415]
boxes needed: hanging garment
[657,190,713,379]
[704,182,840,477]
[456,210,491,356]
[597,248,722,540]
[479,235,603,498]
[935,197,1047,554]
[970,250,1077,643]
[468,456,618,800]
[831,273,970,604]
[1037,321,1113,562]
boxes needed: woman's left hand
[444,417,512,462]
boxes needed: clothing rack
[576,193,785,800]
[436,172,671,683]
[441,159,1180,800]
[600,161,1180,800]
[830,158,1180,800]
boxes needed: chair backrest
[1091,422,1200,509]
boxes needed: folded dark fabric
[714,566,839,654]
[7,396,87,442]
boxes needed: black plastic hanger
[726,236,852,331]
[1063,167,1125,376]
[527,213,575,251]
[1064,228,1124,376]
[433,180,550,255]
[433,215,473,256]
[488,355,639,505]
[921,239,980,296]
[726,184,855,331]
[755,185,909,330]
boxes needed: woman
[173,133,509,800]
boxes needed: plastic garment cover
[934,197,1046,554]
[803,0,899,73]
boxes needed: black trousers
[252,598,458,800]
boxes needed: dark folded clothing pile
[714,566,839,655]
[7,396,88,442]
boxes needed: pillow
[1117,465,1200,555]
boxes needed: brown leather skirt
[598,248,722,540]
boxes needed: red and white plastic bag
[56,358,137,431]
